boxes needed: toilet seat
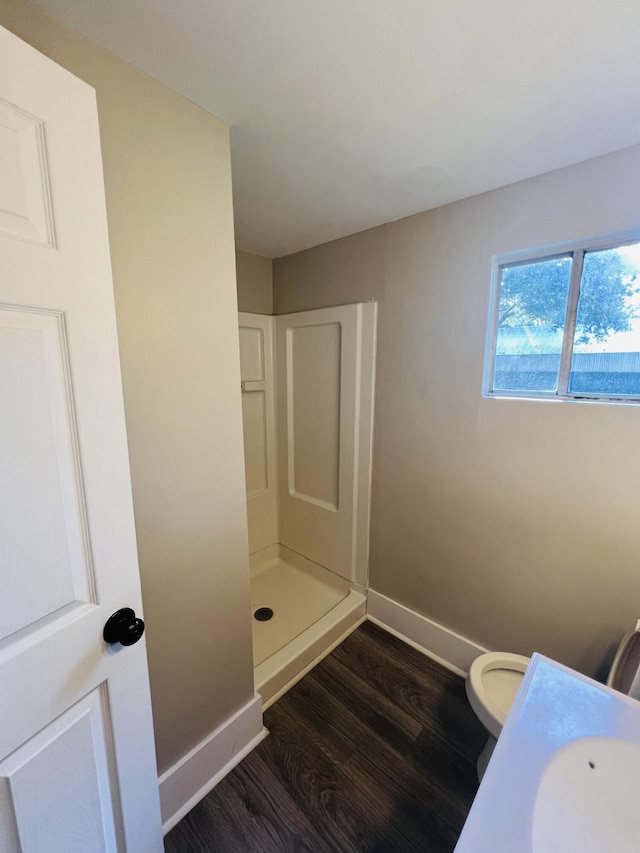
[466,652,531,739]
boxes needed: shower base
[250,544,366,708]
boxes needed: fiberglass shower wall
[239,302,377,589]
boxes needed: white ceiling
[32,0,640,258]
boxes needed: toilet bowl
[466,652,530,779]
[466,626,640,781]
[466,652,530,740]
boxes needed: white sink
[455,656,640,853]
[532,737,640,853]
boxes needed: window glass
[494,257,572,392]
[570,243,640,396]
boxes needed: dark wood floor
[164,620,486,852]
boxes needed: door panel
[277,303,377,586]
[0,25,162,852]
[289,321,341,510]
[0,97,55,247]
[238,324,265,381]
[1,689,122,853]
[239,313,279,554]
[0,308,92,640]
[242,389,269,496]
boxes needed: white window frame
[483,228,640,404]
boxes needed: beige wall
[2,0,254,773]
[275,144,640,678]
[236,250,273,314]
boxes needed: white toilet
[466,626,640,781]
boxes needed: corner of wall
[236,250,274,315]
[159,694,266,835]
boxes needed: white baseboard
[367,589,488,677]
[159,693,266,835]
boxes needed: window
[484,232,640,402]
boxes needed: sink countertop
[455,653,640,852]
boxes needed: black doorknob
[103,607,145,646]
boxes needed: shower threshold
[250,544,366,708]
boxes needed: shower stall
[238,302,377,706]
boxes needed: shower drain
[254,607,274,622]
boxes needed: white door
[238,312,279,554]
[0,26,163,853]
[276,302,377,587]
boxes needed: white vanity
[455,654,640,852]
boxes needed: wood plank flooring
[164,621,487,853]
